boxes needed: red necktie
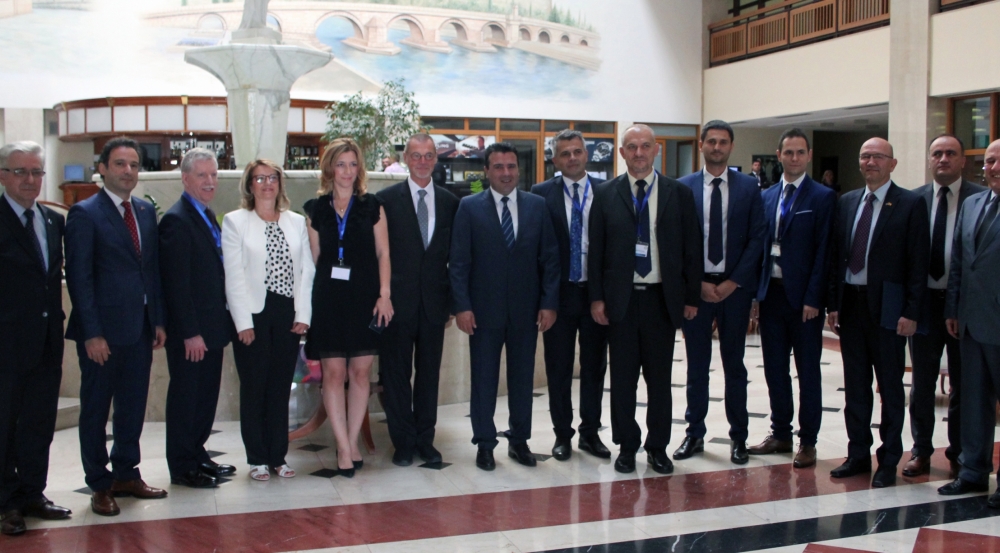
[122,200,141,256]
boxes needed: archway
[196,13,226,33]
[560,34,570,43]
[519,27,530,41]
[538,31,550,43]
[388,15,426,43]
[315,12,367,43]
[266,13,281,33]
[484,23,505,43]
[580,39,589,47]
[439,20,469,42]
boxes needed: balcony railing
[709,0,890,66]
[940,0,996,11]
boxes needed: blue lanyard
[563,179,590,214]
[631,181,654,239]
[777,182,803,241]
[333,195,354,264]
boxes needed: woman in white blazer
[222,159,315,482]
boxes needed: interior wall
[44,137,95,203]
[726,127,814,181]
[930,1,1000,97]
[812,130,888,194]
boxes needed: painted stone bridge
[146,1,601,70]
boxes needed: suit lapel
[39,204,61,277]
[923,185,934,219]
[780,177,811,234]
[691,170,705,229]
[182,196,220,255]
[97,190,141,265]
[481,189,507,247]
[429,184,449,249]
[843,190,862,251]
[615,177,636,221]
[550,179,570,238]
[869,183,898,249]
[0,197,45,274]
[656,172,670,223]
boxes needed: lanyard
[631,181,654,239]
[333,195,354,264]
[563,179,590,214]
[776,182,803,242]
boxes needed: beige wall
[812,131,887,194]
[703,28,890,124]
[727,127,814,180]
[930,1,1000,97]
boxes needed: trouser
[469,325,537,450]
[165,345,225,476]
[956,329,1000,486]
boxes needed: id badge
[331,265,351,280]
[635,241,649,258]
[770,243,781,257]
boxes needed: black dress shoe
[579,434,611,459]
[871,466,896,488]
[508,443,537,467]
[989,489,1000,509]
[200,461,236,477]
[21,499,71,520]
[172,469,218,489]
[647,449,674,474]
[615,451,636,474]
[353,459,364,470]
[830,457,872,478]
[552,438,572,461]
[476,448,496,471]
[416,444,443,464]
[337,466,355,478]
[938,478,988,495]
[672,436,704,460]
[392,450,413,467]
[1,510,26,536]
[731,441,749,465]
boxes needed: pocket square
[795,210,813,214]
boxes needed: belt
[770,277,783,287]
[928,288,947,299]
[633,283,660,291]
[845,284,868,294]
[703,273,726,284]
[563,281,588,289]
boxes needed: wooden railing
[940,0,993,10]
[709,0,890,66]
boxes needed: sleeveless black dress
[305,193,382,359]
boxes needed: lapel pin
[886,202,892,207]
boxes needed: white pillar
[888,0,936,189]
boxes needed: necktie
[417,189,429,249]
[635,179,651,277]
[708,177,724,265]
[569,182,583,282]
[501,196,515,250]
[777,183,796,240]
[23,208,46,271]
[204,206,222,256]
[975,195,999,251]
[848,193,875,275]
[122,200,141,256]
[929,187,950,280]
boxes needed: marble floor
[4,330,999,552]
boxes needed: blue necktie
[501,196,515,250]
[708,177,723,265]
[569,182,583,281]
[635,179,651,277]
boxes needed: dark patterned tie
[417,189,430,249]
[847,193,875,275]
[975,195,999,251]
[708,177,723,265]
[23,208,46,271]
[929,187,949,280]
[501,197,515,250]
[635,179,651,277]
[569,182,583,282]
[776,183,796,240]
[122,200,141,256]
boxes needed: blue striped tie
[501,196,515,250]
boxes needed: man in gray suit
[939,139,1000,503]
[905,135,985,479]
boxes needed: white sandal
[271,464,296,478]
[249,465,270,481]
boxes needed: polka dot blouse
[264,221,294,298]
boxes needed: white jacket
[222,208,315,332]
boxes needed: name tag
[331,266,351,281]
[771,243,781,257]
[635,242,649,258]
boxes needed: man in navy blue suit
[675,120,767,465]
[450,142,560,471]
[747,128,836,469]
[531,130,610,461]
[65,137,168,517]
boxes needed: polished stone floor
[3,330,999,552]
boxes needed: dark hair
[752,158,762,164]
[484,142,518,167]
[777,128,810,151]
[99,137,143,169]
[928,133,965,151]
[701,120,734,142]
[552,129,585,146]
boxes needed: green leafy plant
[143,194,163,219]
[323,79,422,171]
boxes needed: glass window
[468,118,496,131]
[499,120,541,132]
[964,154,985,186]
[422,117,465,130]
[544,120,571,132]
[954,97,992,150]
[503,139,538,190]
[646,124,698,138]
[574,121,615,134]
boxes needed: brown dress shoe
[22,499,72,520]
[747,434,793,455]
[902,455,931,477]
[110,479,168,499]
[793,444,817,468]
[90,490,120,517]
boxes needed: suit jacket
[376,180,459,325]
[159,195,234,350]
[756,175,837,310]
[221,208,315,333]
[588,172,703,329]
[828,182,929,323]
[0,197,65,369]
[679,169,767,291]
[65,190,164,346]
[946,189,1000,345]
[530,175,606,283]
[449,189,560,329]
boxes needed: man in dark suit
[939,139,1000,503]
[0,142,71,536]
[904,135,984,479]
[826,137,929,488]
[377,134,459,467]
[531,129,610,461]
[748,128,836,469]
[159,148,236,489]
[675,120,766,465]
[589,124,703,474]
[450,142,560,471]
[749,159,768,189]
[65,137,168,516]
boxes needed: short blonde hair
[319,137,367,196]
[240,159,290,212]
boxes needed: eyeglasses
[253,175,280,184]
[859,153,892,162]
[407,153,436,162]
[1,168,46,178]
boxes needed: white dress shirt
[562,174,593,281]
[408,177,436,244]
[771,173,806,279]
[845,181,891,285]
[104,187,141,250]
[702,169,729,274]
[928,178,961,289]
[3,193,49,270]
[628,171,660,284]
[490,187,518,238]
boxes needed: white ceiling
[730,103,889,132]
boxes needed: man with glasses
[377,134,459,467]
[826,138,929,488]
[0,142,72,536]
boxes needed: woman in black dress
[306,138,393,477]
